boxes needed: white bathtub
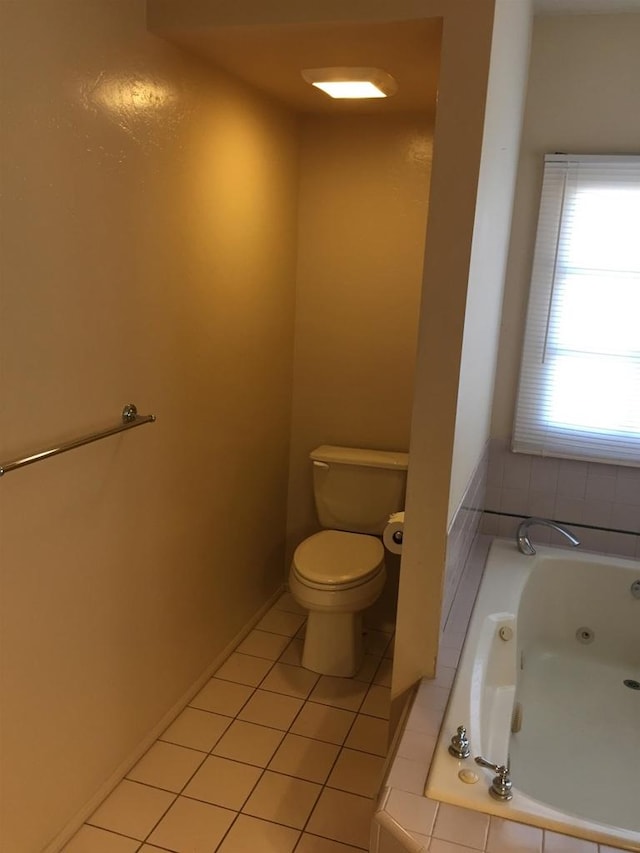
[426,538,640,852]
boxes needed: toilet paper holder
[383,511,405,555]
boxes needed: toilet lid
[293,530,384,586]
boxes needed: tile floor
[63,592,394,853]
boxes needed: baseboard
[43,585,286,853]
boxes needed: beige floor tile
[138,846,173,852]
[273,591,306,614]
[242,770,321,829]
[215,652,274,686]
[127,741,206,793]
[237,630,292,660]
[296,834,365,853]
[183,755,261,810]
[309,676,368,712]
[327,748,385,798]
[260,662,319,699]
[373,658,393,687]
[148,796,235,852]
[352,654,381,683]
[364,630,391,657]
[238,689,304,731]
[278,638,304,666]
[384,635,395,659]
[290,702,355,745]
[88,780,174,840]
[344,714,388,757]
[268,733,340,784]
[160,707,231,752]
[62,825,140,852]
[217,814,300,852]
[306,788,374,849]
[256,608,306,637]
[189,678,253,716]
[213,719,284,767]
[359,684,391,719]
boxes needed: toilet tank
[310,445,409,535]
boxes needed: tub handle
[475,756,513,801]
[448,726,471,759]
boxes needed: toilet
[288,445,408,677]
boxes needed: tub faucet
[516,517,580,555]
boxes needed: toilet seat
[292,530,384,591]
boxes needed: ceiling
[534,0,640,12]
[164,18,443,115]
[156,3,639,116]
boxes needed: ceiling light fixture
[301,67,398,100]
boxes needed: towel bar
[0,403,156,477]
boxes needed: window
[513,154,640,466]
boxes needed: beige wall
[448,0,532,522]
[0,3,299,851]
[148,0,512,719]
[286,114,432,557]
[0,1,541,844]
[393,0,532,706]
[491,13,640,440]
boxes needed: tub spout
[516,517,580,555]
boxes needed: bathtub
[426,538,640,851]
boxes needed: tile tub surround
[443,443,489,630]
[482,439,640,558]
[372,535,630,853]
[63,592,395,853]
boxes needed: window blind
[512,154,640,467]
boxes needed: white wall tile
[500,488,530,515]
[480,514,501,536]
[486,817,543,853]
[433,803,489,850]
[396,729,437,766]
[385,757,427,795]
[386,790,438,838]
[585,475,617,504]
[530,456,559,495]
[487,440,506,488]
[581,501,612,529]
[503,453,532,492]
[378,825,421,853]
[614,471,640,506]
[430,839,484,853]
[605,531,638,557]
[527,491,556,519]
[610,502,640,533]
[542,830,598,852]
[553,497,584,524]
[557,460,588,500]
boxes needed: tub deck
[372,535,640,853]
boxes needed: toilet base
[302,610,364,677]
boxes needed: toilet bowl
[289,530,386,677]
[288,444,408,678]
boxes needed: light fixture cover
[301,67,398,99]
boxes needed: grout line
[76,595,393,853]
[483,509,639,537]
